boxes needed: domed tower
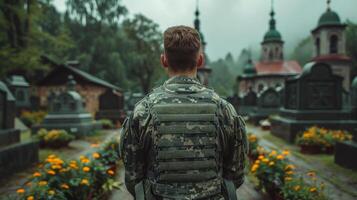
[194,0,211,86]
[311,0,351,90]
[261,0,284,62]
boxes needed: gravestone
[35,76,100,137]
[250,87,281,124]
[239,89,257,116]
[226,94,241,113]
[335,77,357,170]
[6,75,30,112]
[276,86,285,106]
[0,81,38,180]
[96,89,125,124]
[271,62,357,143]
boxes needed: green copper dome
[243,59,256,75]
[263,10,282,42]
[318,9,341,26]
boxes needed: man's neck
[168,69,197,78]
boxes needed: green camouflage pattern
[120,76,248,200]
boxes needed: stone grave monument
[0,81,38,180]
[36,76,100,137]
[6,75,30,113]
[96,89,126,125]
[250,87,281,124]
[239,88,257,116]
[335,77,357,170]
[271,62,357,143]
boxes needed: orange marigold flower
[47,170,56,175]
[284,177,292,181]
[27,196,34,200]
[92,152,100,159]
[38,181,48,186]
[33,172,41,177]
[310,187,317,192]
[294,185,301,191]
[282,150,290,156]
[286,171,294,175]
[276,155,284,160]
[80,179,89,185]
[16,188,25,194]
[83,166,91,172]
[262,158,269,163]
[107,170,115,176]
[61,184,70,189]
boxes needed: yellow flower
[250,164,259,173]
[80,179,90,185]
[69,163,78,169]
[310,187,317,192]
[61,184,70,189]
[284,177,292,181]
[286,171,294,175]
[38,181,48,186]
[276,155,285,160]
[282,150,290,156]
[258,155,265,160]
[262,158,269,163]
[80,156,90,164]
[47,170,56,175]
[92,152,101,159]
[16,188,25,194]
[83,166,91,172]
[48,190,55,195]
[51,165,62,170]
[285,165,295,171]
[294,185,301,191]
[107,170,115,176]
[27,196,34,200]
[269,150,277,157]
[33,172,41,177]
[254,160,261,164]
[268,161,275,166]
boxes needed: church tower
[261,0,284,62]
[311,0,351,90]
[194,0,211,86]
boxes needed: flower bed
[36,129,75,149]
[11,140,121,200]
[250,134,327,200]
[99,119,114,130]
[296,126,352,154]
[20,110,47,128]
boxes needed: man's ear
[197,53,204,68]
[161,54,169,69]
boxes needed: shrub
[296,126,352,153]
[20,111,47,127]
[37,129,75,148]
[99,119,114,129]
[12,141,121,200]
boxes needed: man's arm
[120,114,145,196]
[220,101,248,188]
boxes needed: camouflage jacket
[120,76,248,199]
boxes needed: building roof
[38,65,122,91]
[318,9,341,26]
[312,55,352,62]
[254,61,302,75]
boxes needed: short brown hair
[164,26,201,71]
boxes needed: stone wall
[37,85,106,114]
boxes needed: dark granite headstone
[271,62,357,143]
[0,81,38,180]
[35,76,100,137]
[96,89,125,124]
[335,77,357,170]
[239,89,257,116]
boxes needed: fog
[54,0,357,60]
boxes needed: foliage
[290,36,313,66]
[251,149,291,190]
[296,126,353,149]
[11,140,121,200]
[20,110,47,127]
[247,133,260,159]
[209,57,236,96]
[99,119,114,129]
[37,129,75,148]
[346,20,357,77]
[281,173,326,200]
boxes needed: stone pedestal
[335,141,357,170]
[0,81,38,180]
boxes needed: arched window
[258,84,264,92]
[315,37,320,56]
[269,51,273,60]
[330,35,338,54]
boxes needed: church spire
[327,0,331,11]
[194,0,200,31]
[269,0,276,30]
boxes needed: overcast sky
[54,0,357,61]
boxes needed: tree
[122,14,163,94]
[290,36,313,66]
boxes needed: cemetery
[0,0,357,200]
